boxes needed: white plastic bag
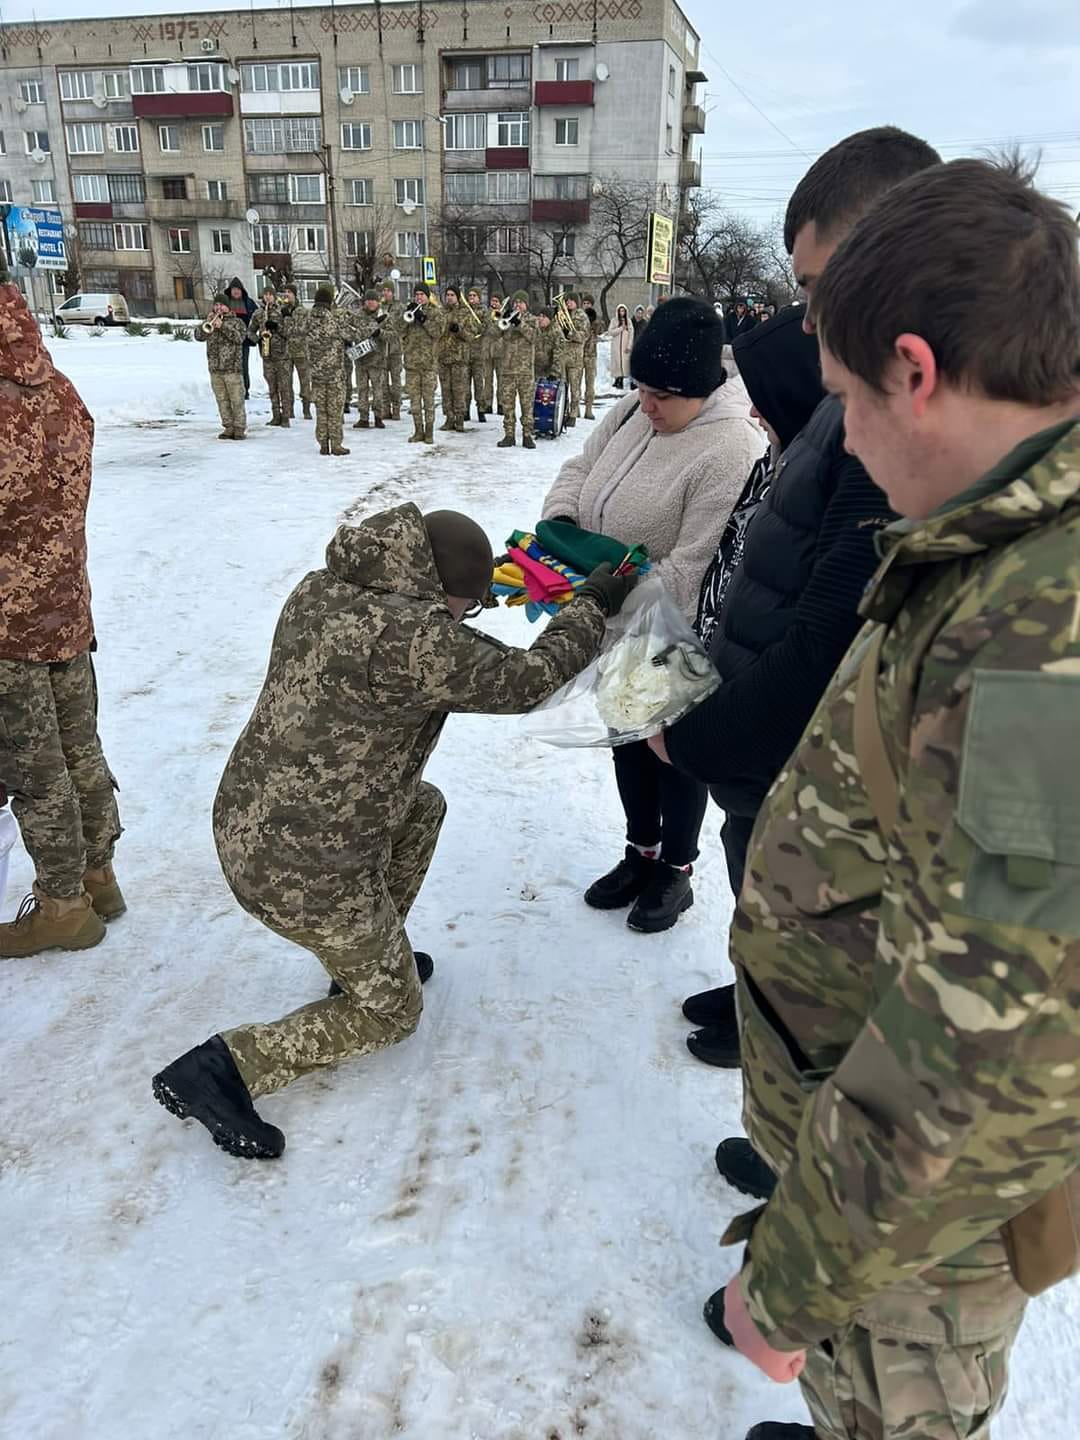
[522,574,720,748]
[0,806,18,905]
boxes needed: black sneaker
[746,1427,816,1439]
[152,1035,285,1160]
[627,863,693,933]
[328,951,433,997]
[686,1019,741,1069]
[584,846,655,911]
[703,1286,735,1347]
[714,1138,777,1200]
[682,982,736,1028]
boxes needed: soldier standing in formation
[465,286,490,423]
[280,284,312,421]
[302,283,372,456]
[486,293,504,419]
[560,293,590,429]
[352,290,387,431]
[437,285,473,434]
[247,286,292,428]
[532,307,566,385]
[580,291,601,421]
[401,284,444,445]
[380,281,404,422]
[497,291,537,450]
[195,293,248,441]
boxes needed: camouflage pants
[353,357,386,420]
[799,1316,1022,1439]
[564,351,584,420]
[0,652,121,898]
[468,353,487,415]
[439,362,470,425]
[262,357,293,421]
[489,357,501,415]
[385,347,403,415]
[583,353,597,414]
[210,372,246,437]
[289,356,311,411]
[502,369,536,441]
[312,377,346,447]
[405,367,437,436]
[222,781,446,1099]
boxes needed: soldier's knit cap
[314,282,335,305]
[581,292,595,303]
[214,291,230,305]
[414,283,433,298]
[364,289,380,302]
[564,291,579,303]
[513,289,529,303]
[424,511,494,602]
[445,285,460,299]
[630,296,727,397]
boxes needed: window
[345,230,375,259]
[668,64,677,97]
[392,63,422,95]
[110,124,139,153]
[169,228,192,253]
[174,276,195,303]
[447,226,481,254]
[487,169,529,204]
[281,63,320,91]
[24,130,50,154]
[555,232,577,259]
[555,58,580,82]
[487,225,527,255]
[114,223,149,250]
[18,80,44,105]
[392,120,423,150]
[244,117,322,154]
[60,71,95,101]
[296,279,320,302]
[344,178,373,206]
[448,59,483,90]
[0,180,12,203]
[108,172,145,203]
[211,229,233,254]
[243,61,320,92]
[83,268,120,289]
[103,71,130,100]
[443,112,485,150]
[555,117,579,146]
[487,54,530,87]
[396,231,423,258]
[68,123,105,153]
[32,179,56,203]
[294,225,326,253]
[161,176,186,200]
[249,174,288,204]
[394,177,425,208]
[665,124,673,152]
[73,173,108,202]
[444,171,485,205]
[187,63,224,92]
[288,173,324,204]
[130,66,165,94]
[338,67,370,96]
[79,221,114,249]
[206,179,228,200]
[340,121,372,151]
[250,222,291,252]
[241,64,276,93]
[202,124,224,152]
[495,112,529,147]
[158,125,180,152]
[534,173,589,200]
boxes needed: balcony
[532,198,590,225]
[74,201,113,220]
[534,80,594,107]
[686,69,709,85]
[132,91,234,120]
[239,91,321,118]
[252,251,290,273]
[146,196,242,221]
[680,157,702,189]
[443,86,531,113]
[682,103,706,135]
[486,146,529,170]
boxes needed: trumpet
[496,295,518,332]
[201,304,228,335]
[402,302,421,324]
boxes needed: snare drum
[533,378,567,438]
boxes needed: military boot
[331,444,351,456]
[497,435,516,448]
[522,436,536,450]
[83,862,126,921]
[477,410,487,424]
[702,1287,735,1348]
[0,885,105,958]
[714,1138,777,1200]
[439,418,454,432]
[454,419,465,432]
[217,430,232,440]
[566,415,577,428]
[373,416,385,429]
[302,403,312,419]
[153,1035,285,1160]
[585,410,596,420]
[423,426,435,444]
[328,951,433,997]
[279,418,290,428]
[745,1428,816,1440]
[319,440,331,455]
[408,429,424,444]
[266,416,280,427]
[353,416,370,430]
[391,407,402,420]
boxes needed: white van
[55,292,130,327]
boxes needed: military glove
[265,319,279,332]
[586,307,597,322]
[577,562,638,618]
[449,322,460,334]
[415,311,426,326]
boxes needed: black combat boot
[584,846,656,911]
[328,951,433,997]
[627,863,693,933]
[374,416,385,429]
[686,1012,742,1069]
[152,1036,285,1160]
[682,982,736,1028]
[497,436,516,448]
[714,1138,777,1200]
[478,410,486,423]
[702,1286,735,1348]
[302,403,312,419]
[745,1427,816,1439]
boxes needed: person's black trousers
[719,812,757,898]
[613,741,708,868]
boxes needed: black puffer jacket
[666,314,896,818]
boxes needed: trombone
[458,291,486,334]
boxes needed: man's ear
[893,334,939,420]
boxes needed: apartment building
[0,0,705,315]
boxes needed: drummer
[533,306,567,385]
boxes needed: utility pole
[323,143,340,286]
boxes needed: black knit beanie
[629,296,727,396]
[424,511,494,601]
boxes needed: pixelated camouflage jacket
[400,304,446,371]
[562,309,589,352]
[0,281,95,663]
[282,304,310,363]
[436,306,477,367]
[534,324,567,380]
[497,314,536,378]
[248,303,289,363]
[213,503,606,910]
[728,419,1080,1351]
[194,312,246,373]
[298,304,373,385]
[379,301,403,353]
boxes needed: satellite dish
[390,268,401,281]
[13,96,29,112]
[339,86,353,105]
[595,62,610,82]
[400,199,418,216]
[227,67,240,85]
[245,207,261,225]
[29,148,47,164]
[92,93,108,109]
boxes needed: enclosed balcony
[531,198,590,224]
[486,146,529,170]
[132,91,234,120]
[680,157,702,188]
[145,196,242,221]
[682,104,706,135]
[534,80,594,107]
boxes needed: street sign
[422,255,437,286]
[647,212,673,287]
[3,205,67,272]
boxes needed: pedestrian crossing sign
[423,256,437,285]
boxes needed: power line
[698,44,813,161]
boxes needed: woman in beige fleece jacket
[541,298,764,934]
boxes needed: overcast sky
[6,0,1080,231]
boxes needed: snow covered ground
[2,333,1076,1440]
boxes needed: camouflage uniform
[194,312,247,437]
[247,302,292,424]
[485,303,504,415]
[214,504,607,1097]
[724,421,1080,1437]
[533,319,567,381]
[303,301,372,450]
[401,301,446,442]
[581,300,602,419]
[352,308,386,425]
[282,303,312,419]
[561,308,590,425]
[498,312,537,443]
[465,297,491,418]
[437,305,474,430]
[381,298,404,419]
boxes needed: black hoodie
[227,276,257,345]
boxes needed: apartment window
[250,222,290,252]
[68,123,104,154]
[114,222,149,250]
[668,64,677,97]
[443,112,485,150]
[665,124,674,152]
[294,224,327,253]
[169,228,192,254]
[345,230,375,259]
[555,117,579,146]
[534,173,589,200]
[393,120,423,150]
[244,117,322,154]
[60,71,95,101]
[338,66,370,96]
[18,80,45,105]
[161,176,186,200]
[130,66,165,94]
[24,130,50,154]
[487,169,529,204]
[555,232,577,259]
[0,181,11,203]
[241,63,275,93]
[555,58,580,82]
[202,124,224,152]
[158,125,180,152]
[83,268,119,289]
[282,62,320,91]
[394,177,425,208]
[340,122,372,151]
[396,231,423,258]
[79,221,114,249]
[206,179,228,200]
[173,275,195,303]
[249,173,288,204]
[296,279,320,302]
[487,225,526,255]
[392,63,422,95]
[345,178,373,206]
[103,71,130,100]
[187,63,224,92]
[448,59,483,90]
[32,179,56,203]
[495,112,529,147]
[73,173,108,202]
[211,229,233,254]
[108,172,145,203]
[487,54,530,87]
[444,171,485,205]
[447,226,481,254]
[239,61,320,92]
[110,124,139,154]
[289,173,324,204]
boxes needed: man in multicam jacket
[300,283,375,456]
[247,286,292,427]
[496,291,536,449]
[401,284,445,445]
[712,160,1080,1440]
[560,293,590,429]
[151,503,635,1159]
[0,268,124,960]
[280,284,311,420]
[380,281,404,422]
[194,293,247,439]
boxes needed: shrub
[125,321,152,337]
[51,319,68,339]
[88,326,105,338]
[171,325,194,341]
[157,321,173,337]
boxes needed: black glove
[577,562,638,618]
[266,319,279,332]
[586,307,597,322]
[549,515,577,527]
[376,313,386,324]
[415,310,426,326]
[450,322,460,334]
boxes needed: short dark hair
[784,126,942,253]
[814,157,1080,406]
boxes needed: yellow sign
[422,256,438,286]
[647,212,674,287]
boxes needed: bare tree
[675,192,793,308]
[341,203,399,291]
[585,176,658,325]
[522,223,578,304]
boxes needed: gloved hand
[586,307,597,322]
[266,319,279,332]
[376,313,386,324]
[415,310,426,326]
[577,562,638,618]
[449,322,460,334]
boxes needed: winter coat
[194,312,246,374]
[631,313,647,342]
[729,419,1080,1354]
[605,315,633,379]
[282,304,310,363]
[227,277,257,349]
[401,304,446,371]
[497,314,536,380]
[212,503,606,918]
[437,306,474,367]
[541,383,764,617]
[0,281,95,663]
[302,303,372,385]
[533,323,567,380]
[380,301,404,355]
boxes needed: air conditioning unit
[200,37,216,54]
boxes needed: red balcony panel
[132,92,234,120]
[486,146,529,170]
[531,198,590,224]
[74,202,113,220]
[534,80,594,107]
[252,252,290,273]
